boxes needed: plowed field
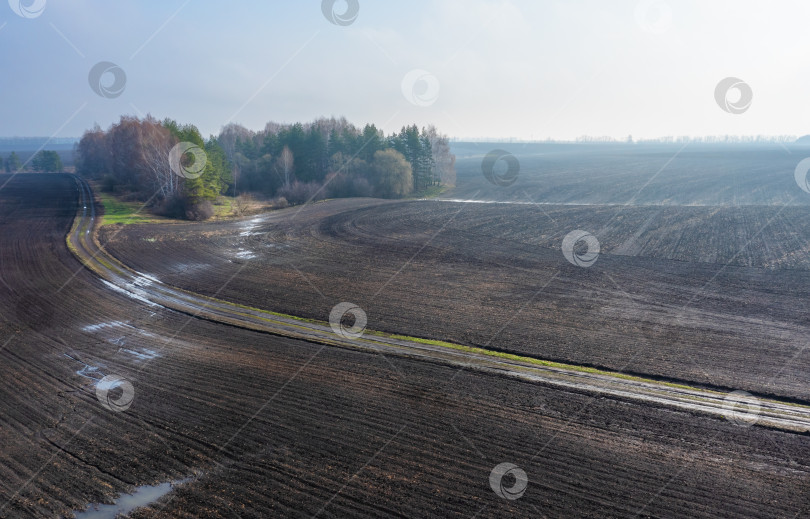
[2,174,810,518]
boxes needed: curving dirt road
[64,175,810,432]
[103,187,810,402]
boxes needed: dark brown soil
[2,174,809,518]
[103,198,810,402]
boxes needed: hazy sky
[2,0,810,140]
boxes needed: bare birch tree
[275,145,294,187]
[139,117,178,198]
[424,125,456,187]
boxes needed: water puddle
[169,262,210,274]
[132,273,160,288]
[234,248,257,260]
[80,321,161,354]
[239,216,266,237]
[120,348,159,361]
[63,353,101,380]
[82,321,128,333]
[101,279,159,308]
[73,478,190,519]
[75,363,100,379]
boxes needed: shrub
[153,195,186,218]
[185,200,214,221]
[325,172,350,198]
[153,195,214,221]
[325,172,374,198]
[277,181,324,205]
[350,177,373,197]
[271,196,289,209]
[371,149,412,198]
[231,194,254,216]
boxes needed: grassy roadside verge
[93,188,166,226]
[92,184,272,226]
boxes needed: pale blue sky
[1,0,810,140]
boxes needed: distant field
[0,141,75,168]
[448,142,810,206]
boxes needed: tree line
[76,116,232,220]
[2,150,63,173]
[220,117,455,202]
[75,116,455,220]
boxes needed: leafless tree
[218,123,254,162]
[139,116,178,198]
[275,145,294,187]
[424,125,456,187]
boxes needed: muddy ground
[1,174,809,518]
[104,198,810,402]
